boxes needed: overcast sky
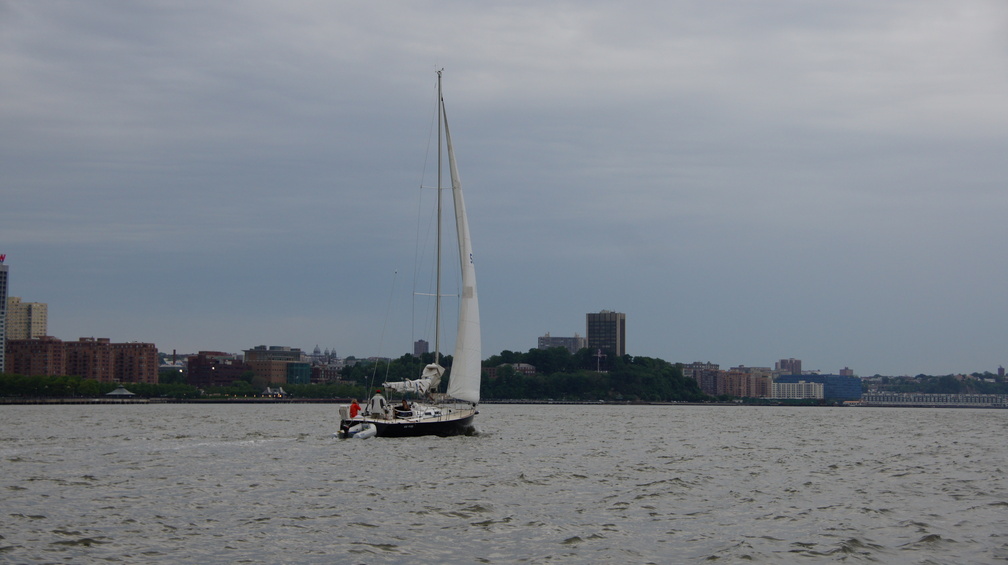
[3,1,1006,376]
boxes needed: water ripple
[0,404,1005,563]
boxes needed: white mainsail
[442,97,481,404]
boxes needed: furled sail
[384,363,443,396]
[441,100,481,404]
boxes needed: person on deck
[367,391,387,418]
[395,399,413,419]
[349,399,361,418]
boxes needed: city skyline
[3,3,1007,377]
[9,316,1002,380]
[1,256,1003,378]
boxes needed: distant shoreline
[0,397,1004,408]
[0,397,350,405]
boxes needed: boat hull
[340,409,476,438]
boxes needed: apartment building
[586,310,626,357]
[6,297,48,340]
[6,336,157,383]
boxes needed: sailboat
[337,71,481,438]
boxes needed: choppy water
[1,403,1005,563]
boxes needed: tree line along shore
[2,347,1005,403]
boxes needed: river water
[1,403,1005,563]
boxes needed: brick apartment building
[5,337,158,383]
[187,351,249,388]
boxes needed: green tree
[159,369,187,385]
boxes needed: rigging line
[368,270,399,393]
[413,189,438,346]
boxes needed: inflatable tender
[335,422,377,439]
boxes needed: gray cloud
[2,1,1006,375]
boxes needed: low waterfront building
[112,342,158,384]
[286,362,311,385]
[65,337,115,382]
[246,359,290,385]
[5,336,157,383]
[243,345,303,363]
[187,351,248,388]
[483,363,536,378]
[775,374,861,401]
[310,364,344,384]
[537,332,587,355]
[682,362,720,396]
[771,380,825,400]
[242,345,310,386]
[862,392,1007,408]
[5,336,65,377]
[719,370,772,398]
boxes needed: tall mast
[434,70,443,366]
